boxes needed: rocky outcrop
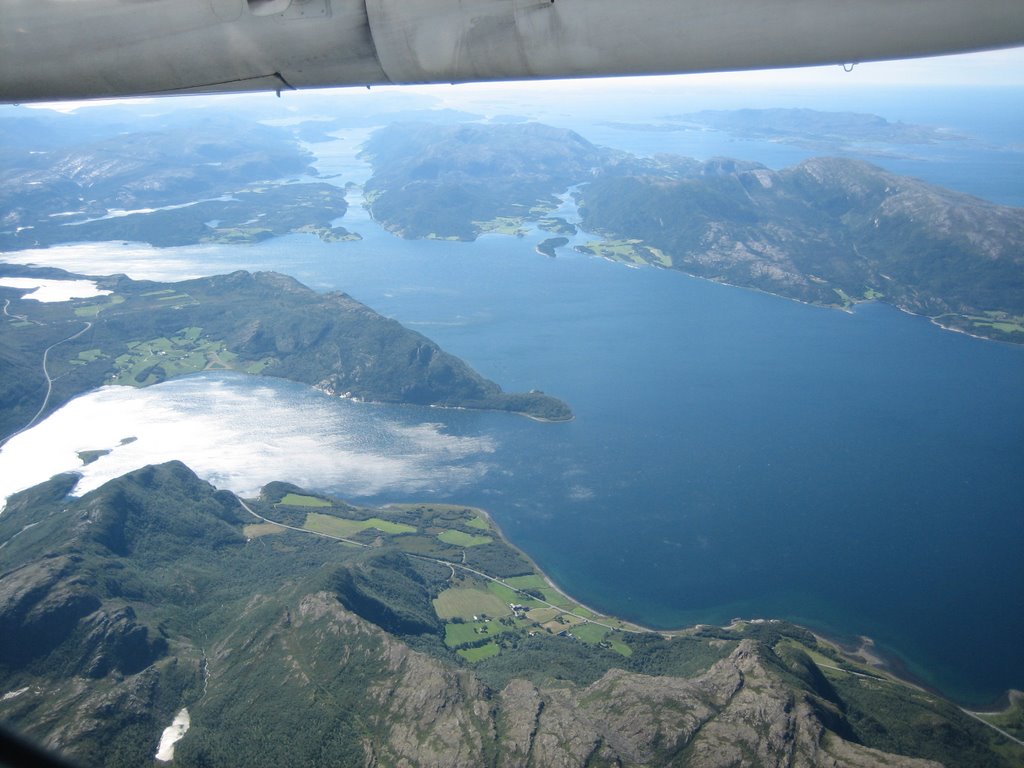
[472,640,942,768]
[353,614,944,767]
[0,555,101,666]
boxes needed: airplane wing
[1,0,1023,103]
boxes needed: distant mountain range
[1,461,1016,768]
[3,111,1020,342]
[360,122,612,240]
[0,113,355,248]
[360,122,1024,343]
[605,108,966,150]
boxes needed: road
[816,662,1024,747]
[959,707,1024,749]
[1,318,92,446]
[2,298,28,322]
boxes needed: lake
[2,99,1023,706]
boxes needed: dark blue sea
[294,92,1024,705]
[295,225,1024,708]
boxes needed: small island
[535,236,569,258]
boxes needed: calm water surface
[2,106,1022,706]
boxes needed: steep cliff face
[362,630,942,768]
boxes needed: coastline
[331,388,574,423]
[472,500,1019,709]
[577,249,1021,347]
[464,503,656,635]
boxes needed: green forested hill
[0,463,1018,768]
[0,266,571,438]
[577,155,1024,341]
[361,121,1024,342]
[0,112,338,250]
[361,122,617,240]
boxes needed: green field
[457,642,500,662]
[279,493,333,507]
[535,586,575,608]
[76,348,104,363]
[570,622,610,645]
[444,621,512,648]
[304,512,416,539]
[466,515,491,531]
[581,239,671,267]
[607,636,633,657]
[107,326,238,386]
[74,294,125,317]
[486,582,527,605]
[833,287,855,307]
[967,311,1024,334]
[433,587,511,620]
[526,607,561,624]
[243,357,276,374]
[472,216,528,237]
[437,530,492,547]
[537,217,577,235]
[503,574,547,590]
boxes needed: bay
[5,216,1022,706]
[2,100,1023,706]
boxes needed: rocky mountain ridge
[0,463,1017,767]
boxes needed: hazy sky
[408,45,1024,100]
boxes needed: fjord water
[310,225,1024,708]
[9,218,1021,706]
[4,93,1023,706]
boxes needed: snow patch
[155,708,190,762]
[0,277,111,302]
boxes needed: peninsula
[0,266,571,439]
[0,462,1019,767]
